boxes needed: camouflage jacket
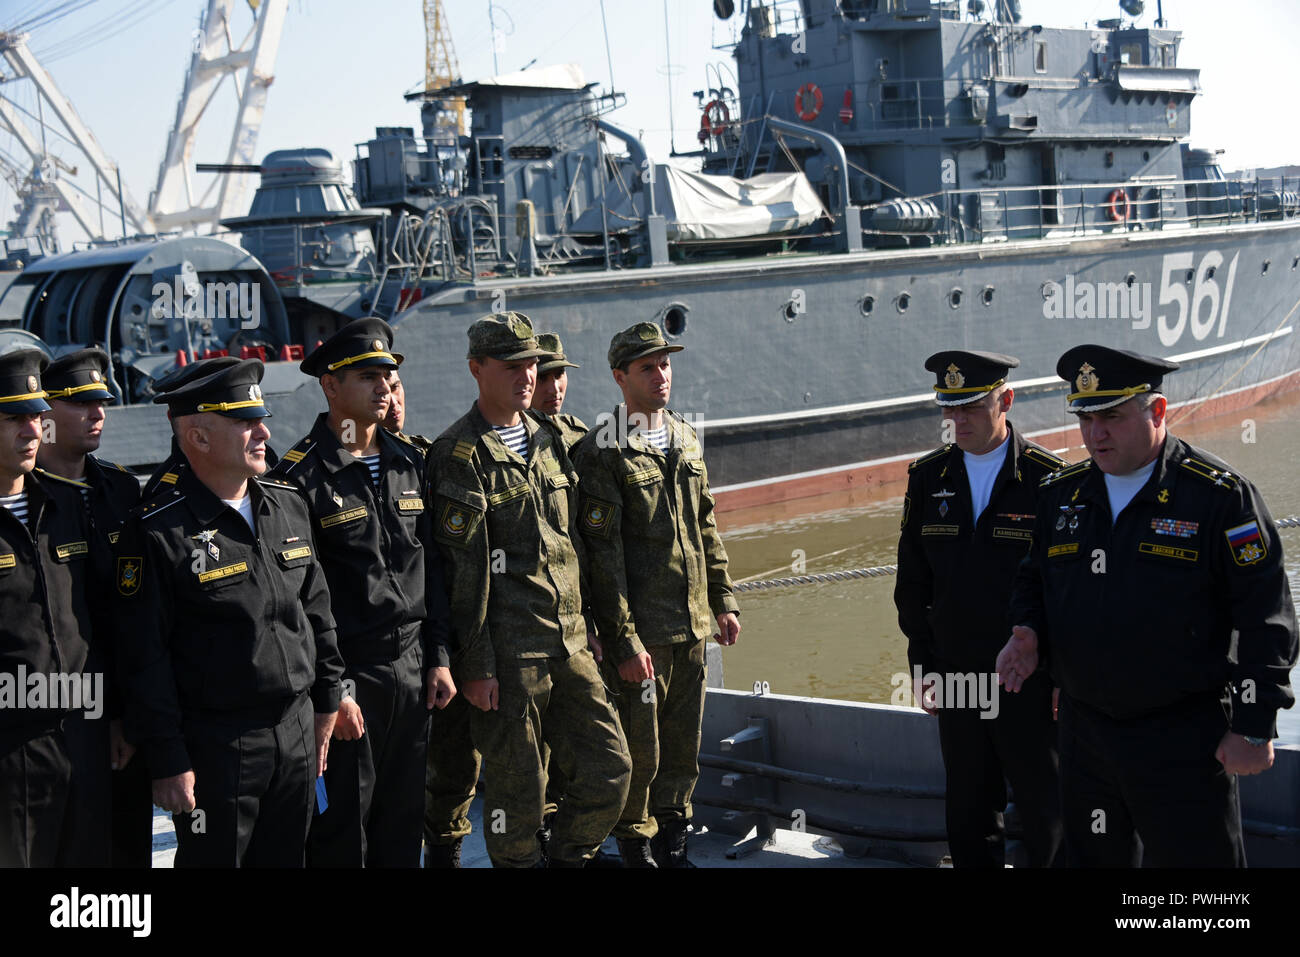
[427,403,588,683]
[528,410,588,453]
[571,408,739,663]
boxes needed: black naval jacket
[0,471,93,735]
[1010,434,1298,737]
[896,423,1065,674]
[114,469,344,779]
[270,414,450,670]
[36,456,141,718]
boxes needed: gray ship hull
[98,218,1300,507]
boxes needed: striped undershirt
[642,425,669,451]
[494,423,530,458]
[358,453,381,490]
[0,490,29,526]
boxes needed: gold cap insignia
[90,370,102,382]
[26,375,38,392]
[372,339,384,351]
[1076,362,1099,393]
[944,364,965,389]
[248,384,263,401]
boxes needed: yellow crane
[424,0,466,140]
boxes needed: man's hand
[996,625,1039,693]
[426,666,457,710]
[109,719,135,771]
[587,630,603,663]
[153,770,196,814]
[315,711,337,774]
[714,612,741,646]
[1216,732,1275,776]
[465,677,500,712]
[618,652,654,684]
[912,675,938,716]
[333,696,365,741]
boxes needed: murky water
[717,391,1300,744]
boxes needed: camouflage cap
[536,332,580,374]
[466,312,549,361]
[607,322,683,369]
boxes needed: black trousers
[1058,692,1244,868]
[111,749,154,868]
[0,713,111,868]
[935,669,1061,868]
[174,692,315,868]
[309,637,428,867]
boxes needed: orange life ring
[795,82,823,122]
[701,99,730,136]
[1106,188,1130,222]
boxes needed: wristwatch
[1242,735,1269,747]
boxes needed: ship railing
[857,176,1292,244]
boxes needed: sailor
[426,311,631,868]
[383,370,432,452]
[999,345,1298,866]
[571,321,741,868]
[0,349,105,867]
[269,317,454,867]
[37,346,150,867]
[142,355,241,495]
[528,332,588,451]
[527,331,591,857]
[893,350,1064,868]
[114,359,344,867]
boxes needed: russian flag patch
[1225,520,1267,566]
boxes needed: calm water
[716,391,1300,745]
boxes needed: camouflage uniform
[427,316,630,867]
[572,405,739,843]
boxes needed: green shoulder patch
[117,556,143,596]
[451,440,476,463]
[580,497,618,538]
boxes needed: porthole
[981,285,995,307]
[859,295,875,317]
[659,302,689,337]
[948,288,963,309]
[896,292,911,313]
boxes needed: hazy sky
[3,0,1297,243]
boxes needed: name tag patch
[0,553,16,569]
[487,483,529,508]
[55,541,88,560]
[396,497,424,513]
[198,561,250,584]
[992,527,1032,542]
[280,546,312,561]
[1139,542,1199,563]
[320,506,368,529]
[921,524,959,537]
[1048,542,1079,559]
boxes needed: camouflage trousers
[424,692,480,845]
[470,649,631,867]
[606,638,706,840]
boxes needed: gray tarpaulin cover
[570,165,823,240]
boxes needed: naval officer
[999,345,1298,866]
[894,350,1064,868]
[115,359,344,867]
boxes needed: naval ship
[2,0,1299,510]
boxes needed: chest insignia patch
[937,500,949,518]
[117,557,143,596]
[1151,518,1198,538]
